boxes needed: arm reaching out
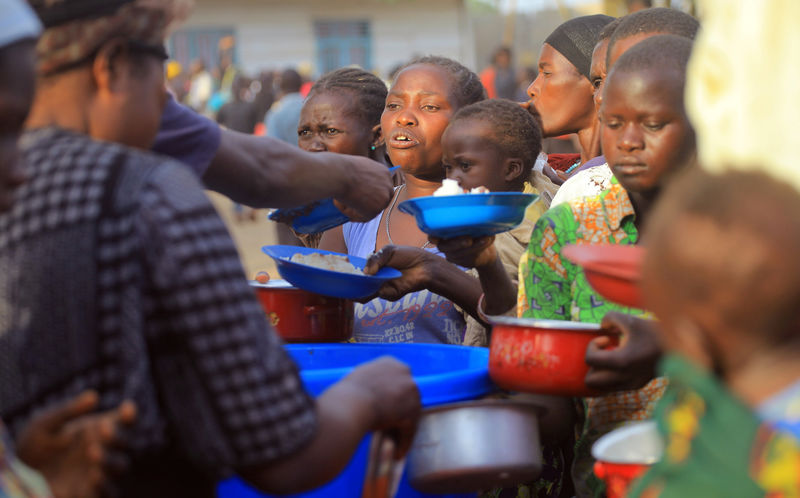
[203,129,394,221]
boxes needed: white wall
[182,0,475,77]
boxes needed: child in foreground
[632,168,800,497]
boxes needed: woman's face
[381,64,456,180]
[298,91,373,157]
[526,43,595,137]
[590,39,610,115]
[91,46,166,150]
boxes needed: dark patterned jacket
[0,128,316,497]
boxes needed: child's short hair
[598,17,622,43]
[609,34,693,83]
[645,168,800,346]
[307,67,388,129]
[401,55,486,108]
[608,7,699,64]
[449,98,542,181]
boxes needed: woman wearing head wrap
[0,3,140,498]
[0,1,420,497]
[523,14,614,181]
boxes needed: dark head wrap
[28,0,192,75]
[544,14,615,81]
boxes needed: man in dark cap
[0,1,420,497]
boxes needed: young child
[320,55,487,344]
[433,98,545,345]
[518,35,696,497]
[632,168,800,497]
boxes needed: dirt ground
[207,191,279,279]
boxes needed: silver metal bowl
[407,399,544,494]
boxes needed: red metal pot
[592,421,662,498]
[250,280,353,342]
[488,316,618,397]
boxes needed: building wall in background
[175,0,474,79]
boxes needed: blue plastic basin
[217,343,493,498]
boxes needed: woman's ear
[504,157,525,183]
[92,38,127,94]
[371,123,384,148]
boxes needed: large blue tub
[218,343,493,498]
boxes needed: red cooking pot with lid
[250,279,354,342]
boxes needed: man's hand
[16,391,137,498]
[431,235,497,269]
[362,245,439,301]
[343,357,421,458]
[331,155,394,222]
[584,312,663,393]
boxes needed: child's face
[298,91,373,157]
[600,67,695,194]
[441,119,516,192]
[526,43,595,137]
[381,64,456,179]
[0,41,35,213]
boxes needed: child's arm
[431,235,517,316]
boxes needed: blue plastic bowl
[269,199,348,234]
[262,245,402,299]
[398,193,537,238]
[217,344,493,498]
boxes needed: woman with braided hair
[290,67,395,247]
[298,67,389,165]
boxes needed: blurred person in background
[252,70,275,128]
[480,46,516,100]
[265,68,304,145]
[265,67,307,244]
[217,74,258,134]
[217,74,260,222]
[186,58,213,113]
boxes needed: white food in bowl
[289,252,363,275]
[433,179,490,196]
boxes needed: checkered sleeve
[136,161,317,472]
